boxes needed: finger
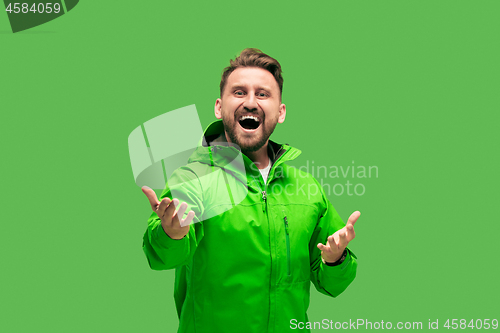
[181,210,195,227]
[346,224,356,241]
[172,198,179,209]
[317,243,328,252]
[346,211,361,227]
[164,198,178,223]
[327,235,338,250]
[175,202,188,222]
[333,230,340,244]
[157,197,172,217]
[142,186,160,211]
[338,229,349,248]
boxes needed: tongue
[240,119,259,130]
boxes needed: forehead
[226,67,279,91]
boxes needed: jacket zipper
[259,146,292,330]
[282,210,291,276]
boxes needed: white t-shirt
[259,159,272,184]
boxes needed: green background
[1,0,499,332]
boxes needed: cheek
[264,109,280,123]
[222,109,236,122]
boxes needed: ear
[278,103,286,124]
[214,98,222,119]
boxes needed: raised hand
[142,186,195,240]
[317,211,360,263]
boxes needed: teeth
[239,115,259,122]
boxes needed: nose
[243,92,258,111]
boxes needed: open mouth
[238,115,261,131]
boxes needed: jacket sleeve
[309,180,358,297]
[142,167,205,270]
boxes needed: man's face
[215,67,286,153]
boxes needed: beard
[221,111,278,153]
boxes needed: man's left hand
[317,211,360,263]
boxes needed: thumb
[346,211,361,227]
[141,186,159,210]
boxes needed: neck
[243,143,270,170]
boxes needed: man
[142,48,360,333]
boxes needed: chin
[241,142,266,153]
[222,116,276,153]
[235,134,266,152]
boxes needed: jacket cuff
[153,222,187,249]
[320,248,356,276]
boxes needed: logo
[128,105,249,224]
[3,0,78,33]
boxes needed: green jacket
[143,121,357,333]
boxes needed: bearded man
[141,48,360,333]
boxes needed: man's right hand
[142,186,195,240]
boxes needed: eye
[257,92,268,97]
[234,90,245,96]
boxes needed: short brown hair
[219,48,284,99]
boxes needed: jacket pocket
[282,210,291,277]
